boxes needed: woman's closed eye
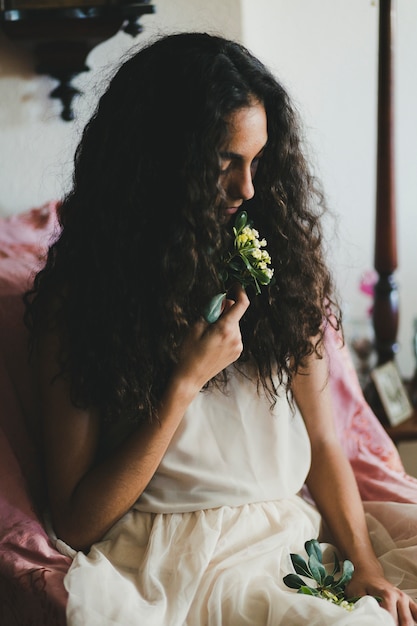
[219,154,233,175]
[250,153,263,177]
[219,150,265,176]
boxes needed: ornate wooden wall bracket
[0,2,155,121]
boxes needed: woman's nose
[229,166,255,202]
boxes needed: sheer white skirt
[62,496,417,626]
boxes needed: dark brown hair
[25,32,340,424]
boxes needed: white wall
[242,0,417,378]
[0,0,416,377]
[0,0,242,216]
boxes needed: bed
[0,201,416,625]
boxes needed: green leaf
[228,260,242,272]
[305,539,322,563]
[323,574,335,587]
[240,245,258,255]
[290,554,313,579]
[335,560,354,588]
[332,551,341,576]
[248,266,272,285]
[252,277,261,295]
[298,586,319,596]
[283,574,305,589]
[202,292,226,324]
[234,211,247,233]
[240,253,254,272]
[219,269,228,284]
[308,553,327,585]
[329,585,345,599]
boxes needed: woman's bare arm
[292,348,417,626]
[40,288,249,551]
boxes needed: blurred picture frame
[371,361,414,427]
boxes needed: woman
[26,33,417,625]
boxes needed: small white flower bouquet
[203,211,274,323]
[222,210,274,295]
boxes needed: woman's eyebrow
[220,144,267,161]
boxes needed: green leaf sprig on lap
[203,211,274,323]
[283,539,381,612]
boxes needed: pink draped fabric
[0,203,416,625]
[0,203,69,626]
[326,324,417,503]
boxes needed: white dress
[60,368,417,626]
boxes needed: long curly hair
[25,32,341,424]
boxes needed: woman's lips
[224,206,240,215]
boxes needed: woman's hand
[175,284,249,393]
[346,562,417,626]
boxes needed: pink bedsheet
[0,203,416,626]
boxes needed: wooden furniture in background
[386,413,417,444]
[366,0,417,442]
[0,1,155,120]
[373,0,399,366]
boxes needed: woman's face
[219,101,268,219]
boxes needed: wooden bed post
[373,0,399,365]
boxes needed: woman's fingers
[390,590,417,626]
[219,285,250,324]
[176,285,250,388]
[370,585,416,626]
[411,598,417,623]
[348,571,417,626]
[203,283,250,324]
